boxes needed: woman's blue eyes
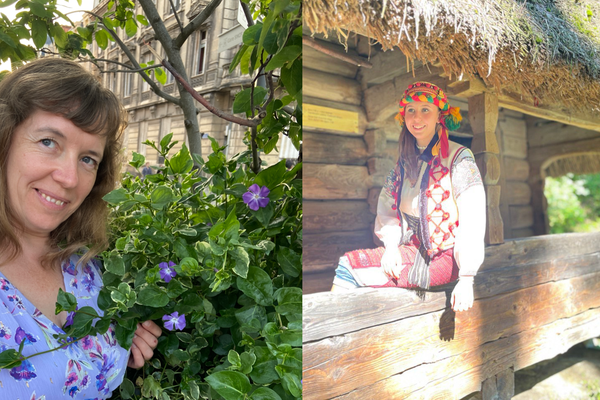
[41,138,98,167]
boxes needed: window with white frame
[123,69,132,97]
[191,30,207,76]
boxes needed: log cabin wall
[304,40,377,294]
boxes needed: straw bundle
[305,0,600,112]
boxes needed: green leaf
[105,253,126,276]
[250,346,279,384]
[209,211,240,243]
[279,366,302,398]
[242,23,262,45]
[103,188,129,204]
[31,18,47,49]
[263,29,280,55]
[276,247,301,277]
[254,203,274,227]
[76,26,91,41]
[150,185,176,209]
[137,286,169,307]
[179,257,200,276]
[236,266,273,306]
[103,17,115,30]
[274,287,301,316]
[0,349,23,369]
[255,160,287,189]
[0,31,16,49]
[141,375,162,398]
[51,23,67,48]
[95,29,108,49]
[235,304,267,333]
[55,288,77,313]
[229,43,249,73]
[232,87,268,114]
[129,152,145,168]
[265,45,301,71]
[239,351,256,374]
[120,378,135,399]
[280,57,301,96]
[250,387,282,400]
[136,14,149,26]
[155,67,167,85]
[228,349,241,368]
[230,246,249,278]
[160,132,173,151]
[29,2,52,18]
[169,143,193,174]
[205,371,251,400]
[239,44,254,75]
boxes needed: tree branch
[151,52,260,127]
[240,1,254,26]
[167,0,184,34]
[81,10,181,105]
[173,0,223,48]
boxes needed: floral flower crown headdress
[395,81,462,158]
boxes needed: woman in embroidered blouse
[0,58,161,398]
[331,82,486,312]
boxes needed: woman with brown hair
[331,82,486,312]
[0,58,160,398]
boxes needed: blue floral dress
[0,254,128,399]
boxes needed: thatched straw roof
[305,0,600,113]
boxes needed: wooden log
[497,115,526,139]
[504,158,529,181]
[475,153,501,185]
[304,96,367,136]
[364,129,388,156]
[303,233,600,341]
[509,206,534,229]
[368,187,380,215]
[304,67,362,106]
[304,39,360,79]
[385,141,399,160]
[529,136,600,169]
[303,272,600,399]
[529,167,548,236]
[485,185,503,244]
[499,91,600,133]
[359,49,410,85]
[506,182,531,205]
[331,308,600,399]
[470,93,500,155]
[502,135,527,159]
[304,163,373,200]
[528,121,600,148]
[304,269,336,295]
[303,131,368,165]
[447,78,487,98]
[304,200,373,233]
[367,157,395,176]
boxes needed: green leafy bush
[97,135,302,399]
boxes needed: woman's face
[5,110,106,239]
[404,102,441,147]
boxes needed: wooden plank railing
[302,232,600,400]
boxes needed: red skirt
[342,237,458,288]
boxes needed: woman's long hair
[398,125,420,184]
[0,57,126,268]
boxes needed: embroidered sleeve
[374,166,403,247]
[452,148,483,199]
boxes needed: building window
[192,30,207,76]
[142,53,151,92]
[123,69,132,97]
[166,0,181,14]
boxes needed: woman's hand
[381,246,404,279]
[451,277,475,312]
[128,320,162,369]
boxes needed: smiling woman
[0,58,161,398]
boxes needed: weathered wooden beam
[303,233,600,342]
[303,271,600,399]
[498,92,600,133]
[304,230,374,273]
[304,67,362,106]
[303,38,360,78]
[529,136,600,170]
[504,158,529,181]
[528,120,599,148]
[506,182,531,206]
[303,36,372,69]
[481,368,514,400]
[303,131,369,165]
[509,206,534,229]
[364,129,388,156]
[304,200,373,233]
[446,78,487,98]
[304,163,376,200]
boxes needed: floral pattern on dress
[0,254,128,399]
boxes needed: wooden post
[481,368,515,400]
[529,164,549,235]
[469,93,504,245]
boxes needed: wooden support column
[481,368,515,400]
[365,129,394,215]
[529,163,549,236]
[470,93,503,244]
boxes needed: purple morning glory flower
[242,184,270,211]
[162,312,186,331]
[159,261,177,283]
